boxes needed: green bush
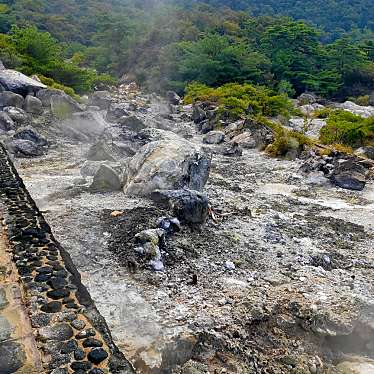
[184,82,295,119]
[320,110,374,147]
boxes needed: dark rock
[47,288,70,300]
[331,159,367,191]
[41,301,62,313]
[88,348,109,364]
[106,104,130,123]
[0,91,24,109]
[119,115,146,132]
[244,118,274,149]
[30,313,52,328]
[89,369,105,374]
[166,91,181,105]
[13,126,48,146]
[0,111,14,132]
[151,189,209,224]
[0,341,26,373]
[24,95,43,114]
[74,348,86,360]
[60,339,78,354]
[200,120,214,134]
[216,142,243,157]
[71,319,86,330]
[48,277,68,290]
[82,338,103,348]
[39,323,74,341]
[7,139,45,158]
[192,105,207,124]
[70,361,93,371]
[76,329,96,339]
[89,91,112,109]
[37,266,54,274]
[0,69,46,96]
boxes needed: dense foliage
[0,0,373,99]
[320,110,374,147]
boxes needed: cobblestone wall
[0,143,135,374]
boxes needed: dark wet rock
[71,361,93,371]
[88,348,109,364]
[76,328,96,339]
[61,339,78,354]
[90,164,122,192]
[3,106,29,125]
[125,138,210,196]
[0,341,26,373]
[41,301,62,313]
[82,338,103,347]
[37,266,54,274]
[331,159,367,191]
[74,348,86,360]
[89,91,112,109]
[13,126,47,146]
[0,111,14,132]
[203,130,225,144]
[119,115,146,132]
[30,312,52,328]
[0,69,46,96]
[39,323,74,341]
[48,277,68,290]
[86,142,116,162]
[151,189,209,224]
[216,142,243,157]
[7,139,45,157]
[35,273,52,282]
[47,288,70,300]
[24,95,43,114]
[89,369,105,374]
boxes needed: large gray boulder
[86,142,116,162]
[244,118,274,149]
[3,107,29,125]
[36,88,64,107]
[90,164,122,192]
[50,93,84,119]
[166,91,181,105]
[124,138,211,196]
[0,69,46,96]
[106,104,130,123]
[23,95,43,114]
[203,131,225,144]
[0,112,14,132]
[0,91,24,109]
[229,132,256,149]
[336,101,374,118]
[151,189,209,224]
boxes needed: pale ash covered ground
[15,100,374,374]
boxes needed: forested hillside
[0,0,373,100]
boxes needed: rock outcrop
[124,138,210,196]
[0,69,46,96]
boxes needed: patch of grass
[37,74,81,101]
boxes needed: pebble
[224,261,236,270]
[71,319,86,330]
[82,338,103,347]
[30,312,52,328]
[38,323,74,341]
[88,348,109,364]
[41,301,62,313]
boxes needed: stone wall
[0,142,135,373]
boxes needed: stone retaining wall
[0,142,135,373]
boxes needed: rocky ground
[1,75,374,373]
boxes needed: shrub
[320,110,374,147]
[37,75,80,101]
[184,82,295,120]
[348,95,370,106]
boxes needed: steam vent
[0,143,134,373]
